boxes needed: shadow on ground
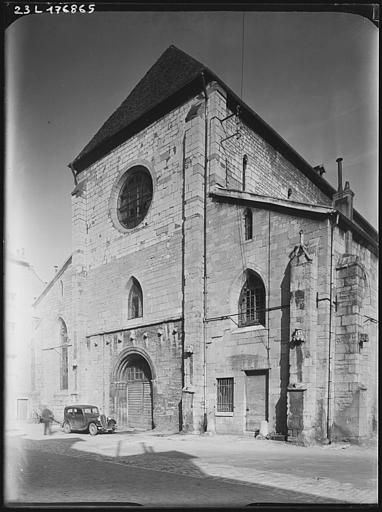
[5,432,345,506]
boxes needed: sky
[5,8,378,282]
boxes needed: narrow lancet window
[244,208,253,241]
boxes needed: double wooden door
[113,363,153,430]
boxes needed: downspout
[326,212,339,443]
[181,129,189,430]
[102,335,105,412]
[267,210,271,369]
[201,72,209,432]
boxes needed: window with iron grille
[217,378,234,412]
[239,271,266,327]
[117,167,153,229]
[244,208,253,240]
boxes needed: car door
[72,408,86,430]
[66,408,75,428]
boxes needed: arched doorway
[112,352,154,430]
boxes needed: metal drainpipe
[267,210,271,369]
[201,72,209,432]
[326,212,339,443]
[102,335,105,412]
[181,129,189,423]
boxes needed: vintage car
[62,405,116,435]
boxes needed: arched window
[244,208,253,241]
[238,270,266,327]
[59,318,69,390]
[127,277,143,319]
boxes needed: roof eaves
[33,255,73,307]
[211,187,378,255]
[210,187,335,217]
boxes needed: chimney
[336,157,343,192]
[54,265,58,273]
[332,158,355,254]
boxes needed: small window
[217,378,234,412]
[127,277,143,319]
[242,155,248,191]
[239,270,266,327]
[244,208,253,240]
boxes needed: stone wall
[32,79,377,441]
[32,261,73,420]
[81,320,183,430]
[332,245,378,441]
[69,92,209,430]
[204,201,331,437]
[208,85,331,205]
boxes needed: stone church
[31,45,378,444]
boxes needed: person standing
[41,406,54,435]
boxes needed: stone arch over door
[111,348,156,430]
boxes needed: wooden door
[114,382,128,428]
[245,371,268,431]
[127,379,152,430]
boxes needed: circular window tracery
[117,166,153,229]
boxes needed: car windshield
[91,407,99,414]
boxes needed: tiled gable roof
[71,45,213,172]
[68,45,377,241]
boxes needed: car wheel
[88,422,98,436]
[63,422,71,434]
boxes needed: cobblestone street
[5,423,378,506]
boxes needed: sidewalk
[7,422,378,504]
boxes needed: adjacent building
[31,46,378,443]
[6,249,45,423]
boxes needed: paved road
[6,436,340,506]
[5,424,377,505]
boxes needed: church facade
[32,46,378,444]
